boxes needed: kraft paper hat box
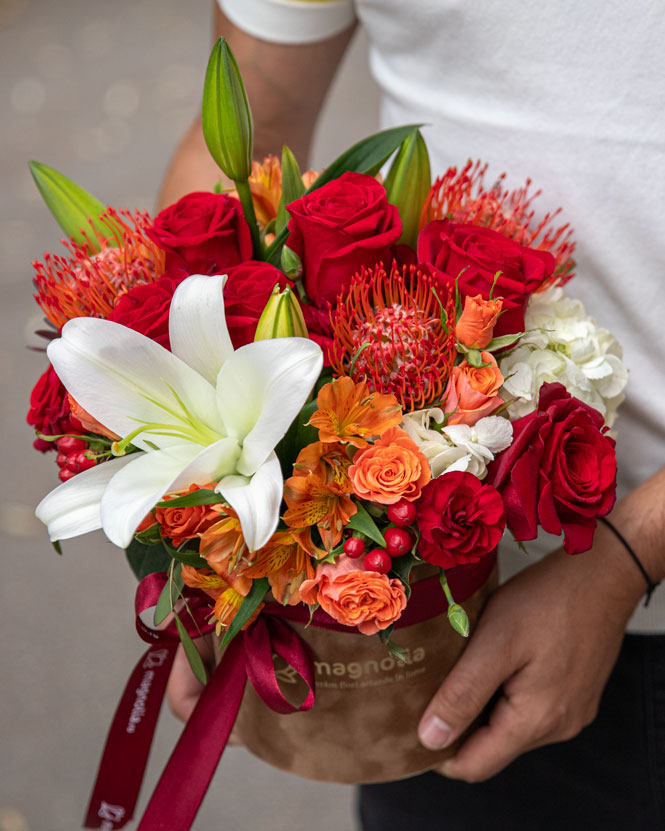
[222,564,497,784]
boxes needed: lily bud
[254,285,308,341]
[384,129,431,249]
[201,38,253,182]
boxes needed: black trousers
[358,634,665,831]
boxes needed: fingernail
[419,715,453,750]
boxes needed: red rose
[487,382,617,555]
[417,220,555,336]
[416,471,505,568]
[301,298,334,364]
[108,270,187,348]
[286,171,402,304]
[27,365,83,452]
[147,192,252,274]
[223,261,291,348]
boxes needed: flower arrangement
[26,38,626,830]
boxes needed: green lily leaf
[154,562,184,626]
[160,538,208,569]
[155,488,224,508]
[221,577,270,647]
[29,161,112,251]
[125,538,172,580]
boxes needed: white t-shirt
[219,0,665,633]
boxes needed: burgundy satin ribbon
[84,552,496,831]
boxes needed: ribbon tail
[137,634,247,831]
[84,641,178,830]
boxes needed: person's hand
[167,635,215,722]
[417,532,645,782]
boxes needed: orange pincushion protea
[330,264,456,413]
[33,207,165,329]
[421,160,575,285]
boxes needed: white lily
[36,274,323,551]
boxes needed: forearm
[157,6,356,211]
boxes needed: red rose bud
[363,549,392,574]
[416,471,505,569]
[386,498,417,527]
[56,436,88,454]
[344,537,365,559]
[65,450,97,474]
[486,382,617,555]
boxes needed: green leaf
[265,124,423,265]
[379,626,408,662]
[154,562,184,626]
[125,538,172,580]
[201,37,253,182]
[221,577,270,647]
[384,129,431,249]
[161,538,208,569]
[347,502,386,548]
[134,522,162,546]
[390,553,416,599]
[486,331,526,351]
[275,398,319,479]
[28,161,111,251]
[175,614,208,685]
[52,540,63,555]
[155,488,224,508]
[276,145,305,236]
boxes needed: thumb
[417,632,509,751]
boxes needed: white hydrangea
[400,409,513,479]
[499,285,627,426]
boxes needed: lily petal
[35,455,138,541]
[217,452,283,552]
[47,318,223,450]
[101,438,242,548]
[217,337,323,476]
[169,274,234,386]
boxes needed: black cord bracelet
[598,516,661,607]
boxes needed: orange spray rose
[299,554,407,635]
[444,353,504,426]
[155,484,221,547]
[349,426,431,504]
[455,294,503,349]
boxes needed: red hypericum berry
[56,452,68,468]
[386,498,417,527]
[344,537,365,559]
[59,467,76,482]
[384,526,413,557]
[56,435,88,454]
[65,450,97,473]
[363,549,392,574]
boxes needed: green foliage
[155,489,224,508]
[378,626,408,662]
[175,614,208,685]
[220,577,270,647]
[347,502,386,548]
[384,129,431,248]
[154,562,184,626]
[29,161,112,251]
[125,538,171,580]
[390,553,416,599]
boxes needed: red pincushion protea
[421,160,575,286]
[330,263,456,413]
[33,207,165,329]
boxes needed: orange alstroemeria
[283,471,357,552]
[248,156,282,228]
[242,530,315,605]
[309,377,402,449]
[199,506,249,574]
[293,441,354,492]
[181,564,262,632]
[69,395,121,441]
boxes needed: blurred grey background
[0,1,380,829]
